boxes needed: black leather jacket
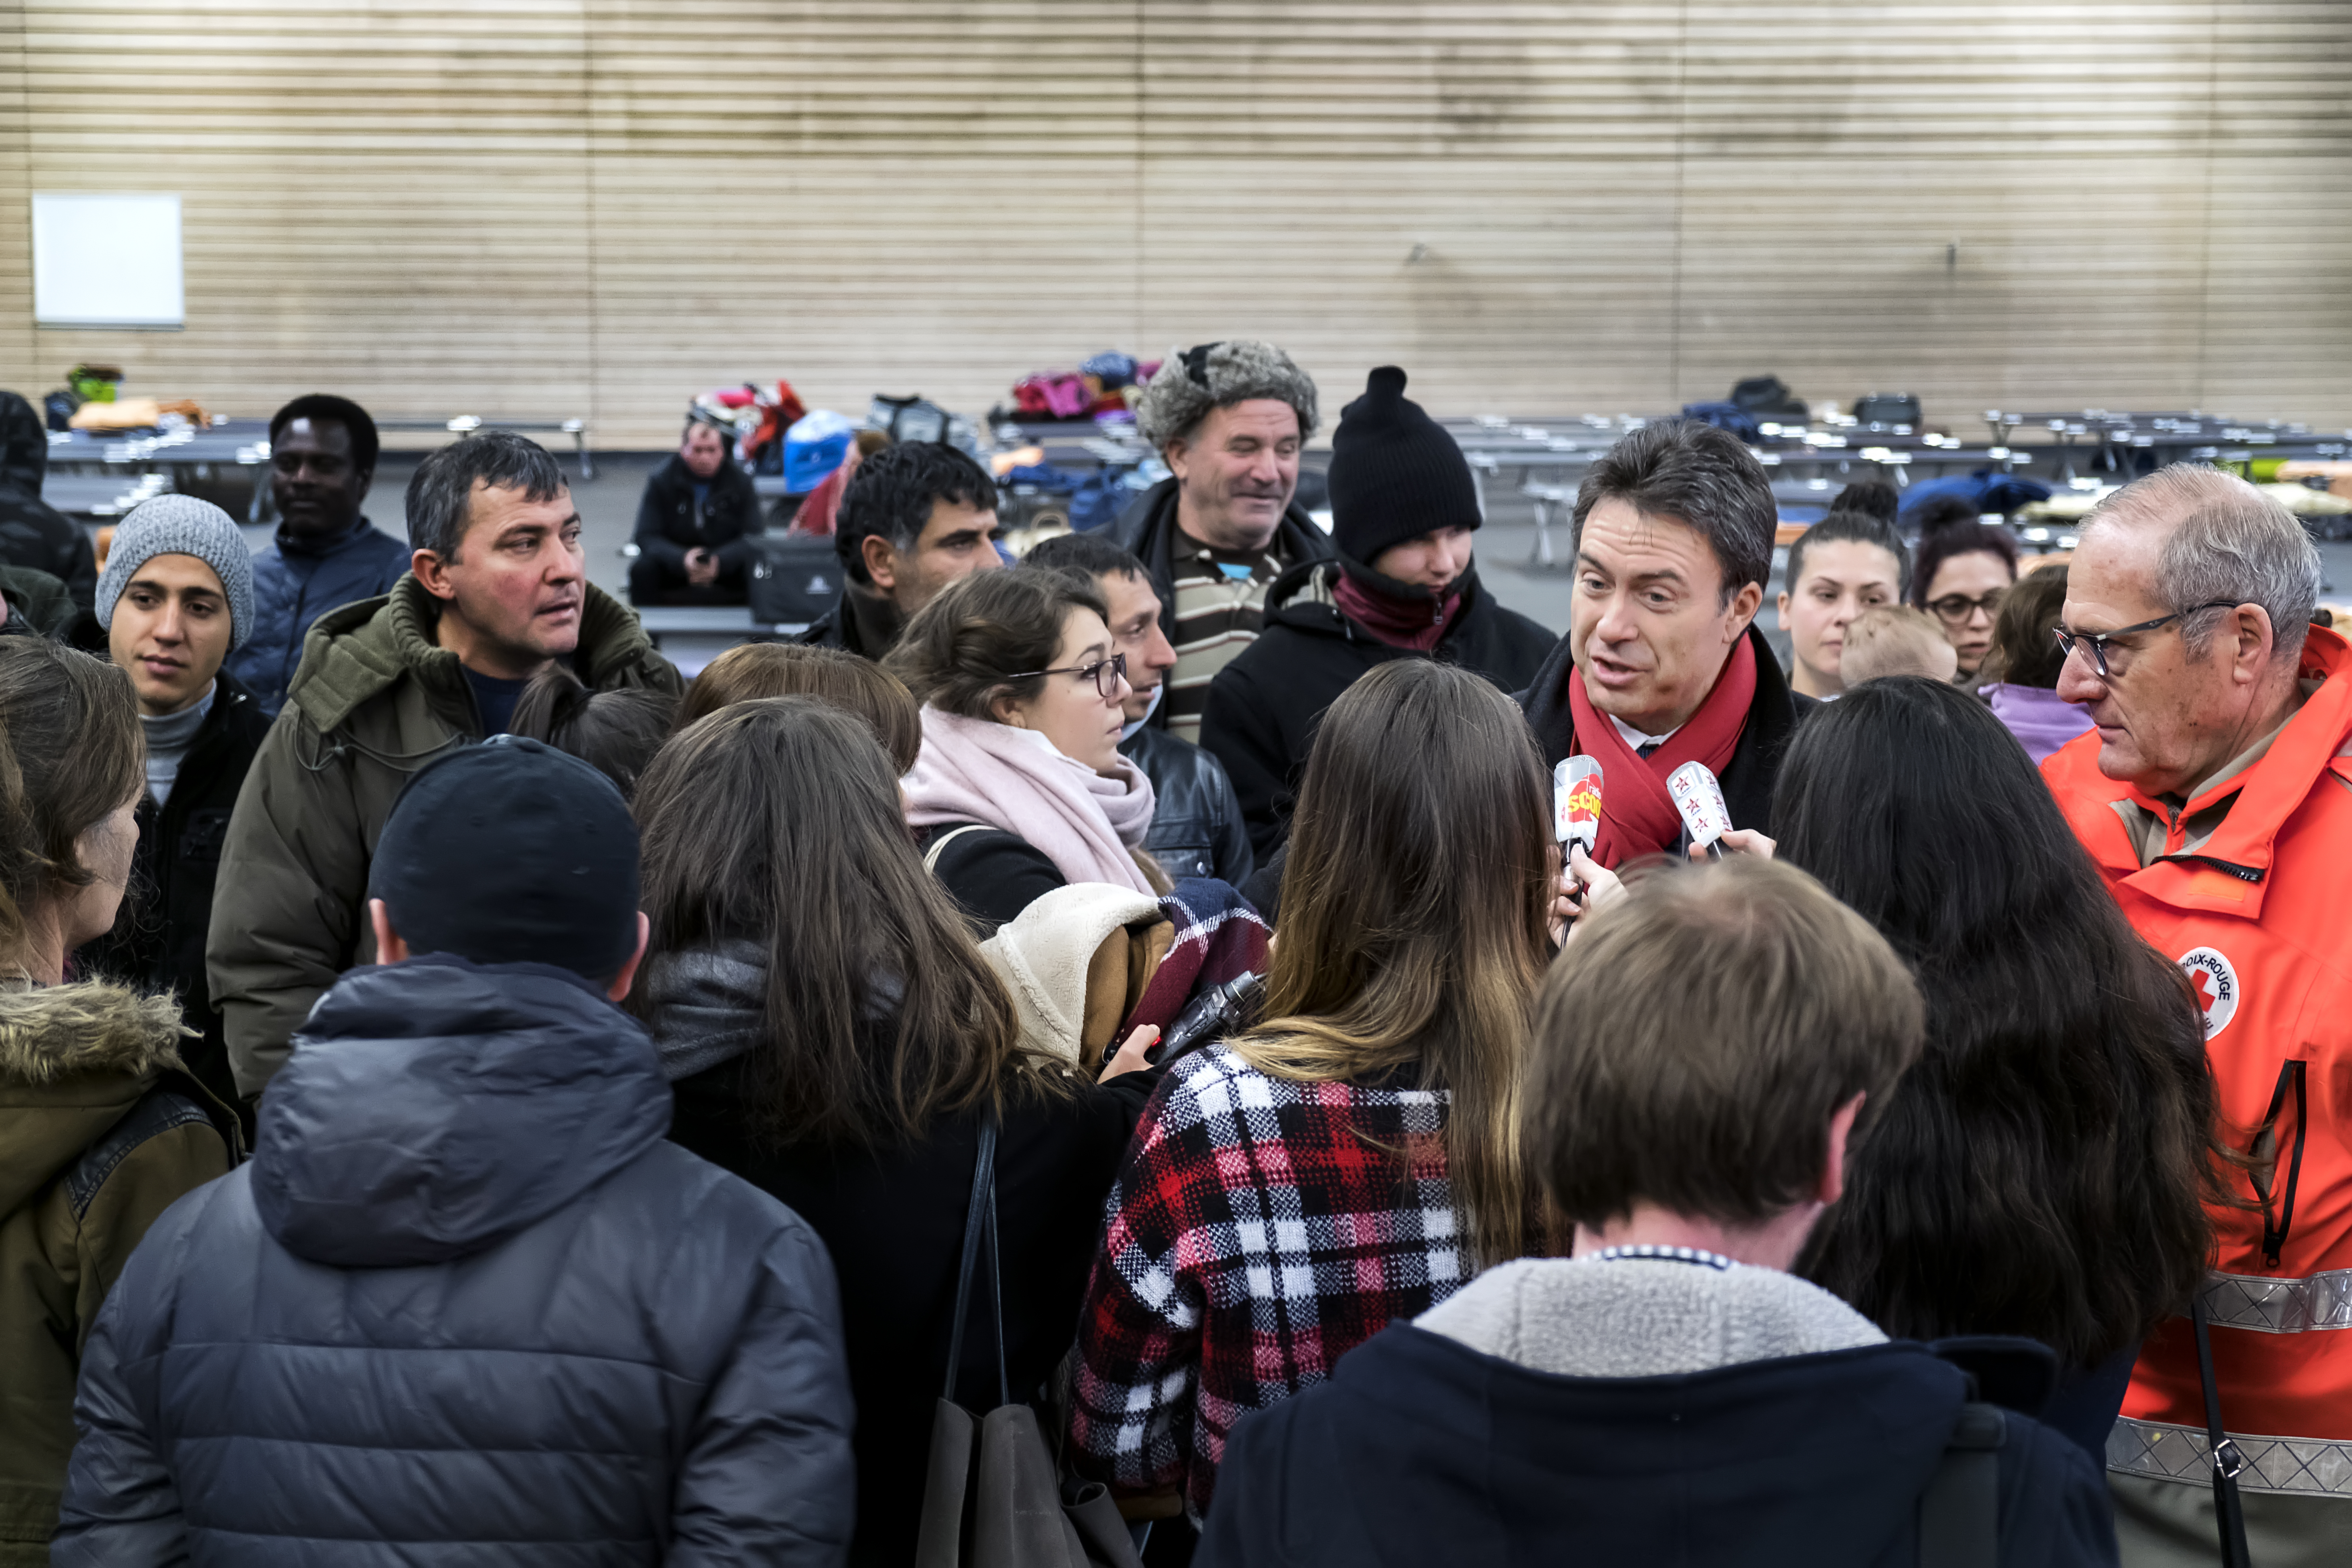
[1120,723,1255,886]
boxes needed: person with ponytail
[1069,659,1550,1529]
[0,638,240,1558]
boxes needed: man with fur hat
[1198,366,1553,858]
[81,495,273,1126]
[1108,340,1335,743]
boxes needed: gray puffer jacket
[53,951,855,1566]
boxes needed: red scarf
[1566,635,1757,867]
[1332,571,1462,653]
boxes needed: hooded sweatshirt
[1196,1256,2118,1568]
[0,392,98,611]
[51,953,855,1566]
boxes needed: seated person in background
[1071,660,1552,1535]
[0,637,240,1564]
[1839,604,1958,686]
[1198,857,2117,1568]
[1200,366,1552,859]
[801,442,1005,660]
[1907,501,2020,685]
[637,697,1157,1568]
[1977,566,2091,763]
[207,431,682,1099]
[1024,530,1254,884]
[0,390,98,609]
[787,427,889,538]
[510,665,679,800]
[1774,479,1909,706]
[887,569,1161,930]
[227,394,412,716]
[670,640,921,772]
[628,414,762,606]
[55,739,854,1566]
[80,496,272,1124]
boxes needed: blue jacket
[1198,1322,2115,1568]
[225,518,412,715]
[53,953,856,1566]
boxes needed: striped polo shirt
[1164,537,1293,743]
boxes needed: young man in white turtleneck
[83,495,271,1127]
[1197,858,2118,1568]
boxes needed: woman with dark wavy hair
[1773,676,2221,1454]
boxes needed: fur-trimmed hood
[0,979,192,1216]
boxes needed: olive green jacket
[0,980,240,1565]
[205,575,681,1095]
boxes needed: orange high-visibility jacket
[2044,624,2352,1497]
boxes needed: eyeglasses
[1011,651,1128,698]
[1927,589,2009,626]
[2052,602,2242,680]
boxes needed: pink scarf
[903,706,1158,895]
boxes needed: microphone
[1666,761,1733,859]
[1147,972,1267,1067]
[1554,756,1603,858]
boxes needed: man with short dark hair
[227,393,412,715]
[627,414,762,605]
[1199,858,2118,1567]
[0,390,98,609]
[207,431,682,1095]
[1023,530,1253,884]
[1108,341,1336,742]
[799,440,1004,658]
[1198,366,1553,857]
[59,739,855,1565]
[1519,418,1797,863]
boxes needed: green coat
[0,980,240,1565]
[204,574,682,1095]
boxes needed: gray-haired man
[1108,341,1334,741]
[206,431,682,1098]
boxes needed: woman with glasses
[887,567,1165,930]
[1907,500,2020,684]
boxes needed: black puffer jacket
[1119,723,1253,884]
[53,953,856,1567]
[632,453,764,583]
[1200,558,1555,859]
[81,672,272,1127]
[0,393,96,610]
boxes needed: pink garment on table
[903,706,1158,895]
[1984,682,2094,766]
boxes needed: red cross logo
[2192,968,2218,1013]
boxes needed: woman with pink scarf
[887,568,1162,930]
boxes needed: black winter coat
[0,392,97,610]
[670,1060,1158,1568]
[1518,622,1800,843]
[1198,1324,2116,1568]
[916,821,1066,933]
[1119,723,1254,884]
[53,953,857,1567]
[1105,477,1336,731]
[82,672,271,1124]
[632,453,764,579]
[1199,559,1555,859]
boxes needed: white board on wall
[31,193,184,329]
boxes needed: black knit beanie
[1327,366,1480,566]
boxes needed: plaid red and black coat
[1066,1042,1466,1519]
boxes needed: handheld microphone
[1554,756,1603,858]
[1666,761,1733,859]
[1147,972,1267,1067]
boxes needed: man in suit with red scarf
[1519,419,1797,865]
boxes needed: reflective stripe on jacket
[2044,625,2352,1490]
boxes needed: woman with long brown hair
[1068,658,1551,1526]
[634,695,1154,1567]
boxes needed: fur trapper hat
[1135,340,1320,452]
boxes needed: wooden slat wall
[0,2,2345,446]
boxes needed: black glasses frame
[2053,601,2243,679]
[1011,651,1129,698]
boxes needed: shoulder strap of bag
[1917,1401,2003,1568]
[940,1114,1010,1408]
[2193,1292,2255,1568]
[924,823,993,875]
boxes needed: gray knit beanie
[1135,340,1320,452]
[95,494,256,650]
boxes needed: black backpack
[745,534,845,629]
[1730,375,1810,418]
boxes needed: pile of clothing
[1009,351,1162,422]
[691,379,808,474]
